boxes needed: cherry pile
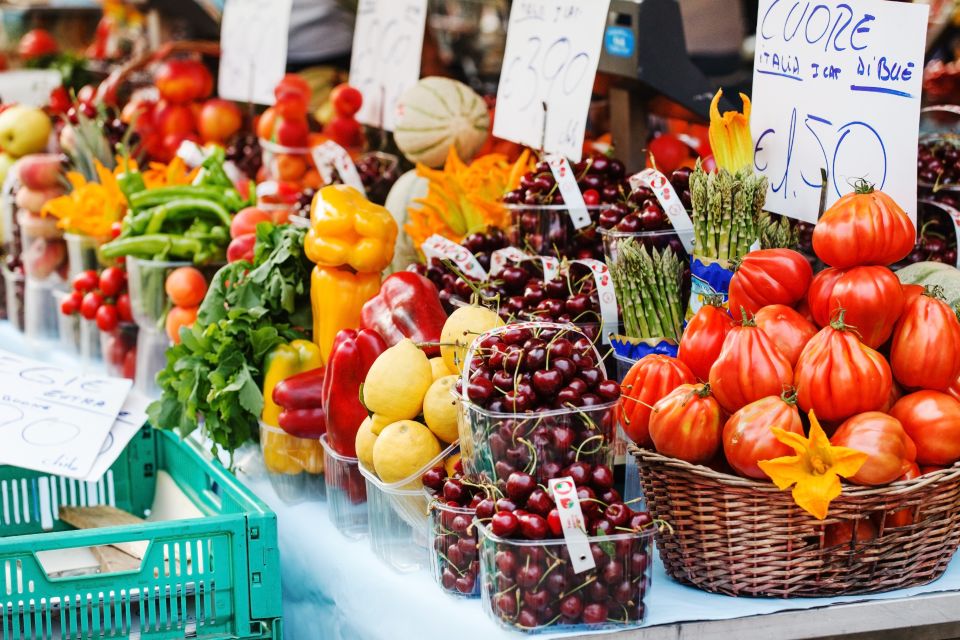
[918,139,960,187]
[226,133,264,182]
[102,323,137,379]
[899,202,958,266]
[354,153,400,206]
[481,467,653,630]
[60,266,133,332]
[424,460,488,597]
[458,324,619,486]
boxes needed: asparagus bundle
[689,161,769,261]
[757,212,800,250]
[609,238,684,342]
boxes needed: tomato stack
[621,183,960,489]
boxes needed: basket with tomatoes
[623,184,960,597]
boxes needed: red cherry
[490,511,519,537]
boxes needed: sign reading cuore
[751,0,928,223]
[493,0,611,162]
[349,0,428,131]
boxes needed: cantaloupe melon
[384,169,428,273]
[896,261,960,308]
[393,77,489,169]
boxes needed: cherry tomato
[165,267,207,307]
[647,134,690,175]
[330,84,363,117]
[98,266,126,298]
[110,221,123,238]
[73,269,99,294]
[116,293,133,322]
[122,349,137,379]
[95,304,119,331]
[80,292,103,320]
[17,29,58,60]
[60,291,82,315]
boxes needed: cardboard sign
[218,0,293,104]
[349,0,428,131]
[493,0,611,161]
[751,0,928,223]
[0,70,61,107]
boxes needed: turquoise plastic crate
[0,427,282,640]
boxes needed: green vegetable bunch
[689,161,769,262]
[147,223,313,461]
[608,239,684,342]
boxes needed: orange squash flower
[709,89,754,173]
[758,410,868,520]
[42,160,126,238]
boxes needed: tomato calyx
[736,307,756,327]
[851,177,876,195]
[702,293,725,308]
[691,382,713,399]
[922,284,946,301]
[780,386,799,406]
[828,308,859,336]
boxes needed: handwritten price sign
[349,0,428,131]
[751,0,927,223]
[218,0,293,105]
[493,0,611,161]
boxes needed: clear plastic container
[53,291,79,354]
[260,138,313,187]
[2,266,24,331]
[126,256,190,330]
[477,523,653,633]
[65,233,111,279]
[23,277,60,341]
[18,211,67,284]
[429,498,480,598]
[133,328,170,397]
[101,322,138,379]
[358,440,459,573]
[506,204,607,260]
[79,317,103,364]
[259,422,325,505]
[599,227,691,264]
[320,434,368,540]
[457,322,617,487]
[612,352,638,383]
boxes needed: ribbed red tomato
[708,318,794,414]
[948,375,960,403]
[890,288,960,390]
[830,412,916,486]
[890,391,960,466]
[794,315,893,423]
[812,183,916,268]
[648,383,723,463]
[727,249,813,317]
[826,266,904,349]
[618,355,694,447]
[901,283,923,308]
[806,267,845,327]
[754,304,817,367]
[678,299,734,381]
[823,518,877,547]
[722,393,803,479]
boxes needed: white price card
[349,0,428,131]
[493,0,611,161]
[218,0,293,105]
[0,70,61,107]
[0,350,131,479]
[311,141,366,194]
[750,0,928,223]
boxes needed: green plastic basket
[0,427,282,640]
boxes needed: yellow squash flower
[42,160,127,238]
[708,89,754,173]
[758,411,868,520]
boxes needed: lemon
[372,420,442,483]
[430,357,453,381]
[355,417,377,470]
[369,412,393,436]
[363,339,432,420]
[444,452,461,478]
[440,305,504,373]
[423,375,460,443]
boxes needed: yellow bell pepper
[304,184,398,273]
[261,339,324,426]
[312,265,382,362]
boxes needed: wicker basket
[633,447,960,597]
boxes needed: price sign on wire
[750,0,928,223]
[349,0,428,131]
[493,0,611,161]
[218,0,293,105]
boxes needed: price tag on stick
[218,0,293,105]
[349,0,428,131]
[548,477,596,574]
[750,0,927,223]
[421,235,488,281]
[629,169,694,253]
[311,141,367,195]
[493,0,611,161]
[547,154,591,229]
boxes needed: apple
[154,100,196,137]
[155,60,213,104]
[198,98,242,144]
[273,117,309,148]
[0,106,52,157]
[18,154,62,190]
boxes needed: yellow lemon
[440,305,504,373]
[372,420,442,484]
[444,453,461,478]
[423,375,460,444]
[369,413,393,435]
[430,357,453,381]
[363,338,432,420]
[355,417,377,470]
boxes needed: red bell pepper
[273,367,327,438]
[360,272,447,357]
[322,328,387,457]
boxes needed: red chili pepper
[360,272,447,357]
[322,328,387,457]
[278,407,327,439]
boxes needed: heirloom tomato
[830,412,916,486]
[754,304,817,367]
[806,267,845,327]
[678,297,734,381]
[722,392,803,479]
[812,182,916,268]
[890,391,960,466]
[708,318,793,414]
[618,355,694,447]
[823,518,877,547]
[727,249,813,317]
[890,288,960,391]
[649,383,723,464]
[825,266,904,349]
